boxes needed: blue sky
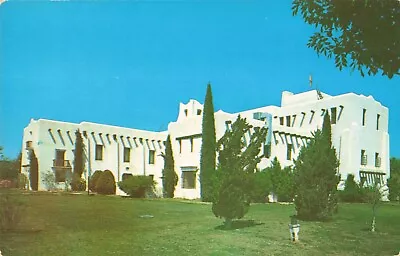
[0,1,399,158]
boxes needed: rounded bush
[118,175,155,198]
[95,170,116,195]
[89,171,103,192]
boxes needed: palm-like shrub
[71,174,86,192]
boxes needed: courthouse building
[21,90,390,199]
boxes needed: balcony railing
[375,157,381,168]
[53,159,71,168]
[361,155,367,166]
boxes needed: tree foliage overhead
[292,0,400,78]
[162,135,178,198]
[294,113,340,220]
[29,150,39,191]
[212,116,268,227]
[200,83,217,202]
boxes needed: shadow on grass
[0,228,43,235]
[215,220,264,230]
[360,227,377,233]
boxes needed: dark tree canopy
[269,158,294,203]
[200,83,217,202]
[0,151,21,181]
[388,157,400,201]
[292,0,400,78]
[162,135,178,198]
[29,150,39,191]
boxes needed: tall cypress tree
[200,83,217,202]
[294,112,340,220]
[72,130,86,191]
[73,130,85,178]
[162,135,178,198]
[29,150,39,191]
[322,111,332,147]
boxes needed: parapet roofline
[181,99,202,105]
[34,118,166,134]
[80,121,166,134]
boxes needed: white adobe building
[21,90,390,199]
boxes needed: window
[26,141,33,149]
[375,153,381,167]
[292,115,296,127]
[253,112,266,121]
[122,173,133,181]
[182,171,196,189]
[123,147,130,162]
[184,109,188,116]
[197,109,202,115]
[190,138,194,152]
[361,150,367,165]
[225,120,232,131]
[263,144,271,158]
[287,144,292,160]
[331,107,337,124]
[376,114,380,130]
[149,150,155,164]
[95,145,103,160]
[286,116,291,127]
[362,108,366,126]
[279,117,284,125]
[55,149,66,166]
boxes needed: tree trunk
[371,205,376,232]
[224,218,232,229]
[371,216,376,232]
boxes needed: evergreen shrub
[118,175,155,198]
[95,170,116,195]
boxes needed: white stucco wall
[21,90,390,199]
[21,119,167,194]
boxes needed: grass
[1,192,400,256]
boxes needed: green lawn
[1,193,399,256]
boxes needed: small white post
[289,224,300,242]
